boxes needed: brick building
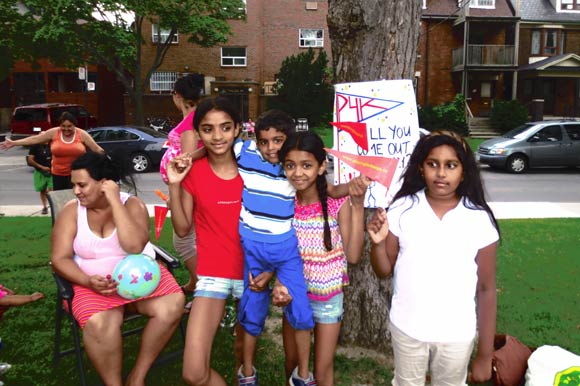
[137,0,331,124]
[517,0,580,117]
[417,0,580,119]
[0,60,125,131]
[417,0,520,117]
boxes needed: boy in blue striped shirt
[236,110,318,386]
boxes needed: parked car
[10,103,97,136]
[88,126,168,173]
[478,120,580,173]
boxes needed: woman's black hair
[173,73,204,106]
[59,111,77,126]
[71,151,136,193]
[279,131,333,251]
[192,96,241,132]
[393,130,500,236]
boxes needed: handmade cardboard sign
[332,80,420,208]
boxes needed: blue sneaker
[289,367,316,386]
[238,365,258,386]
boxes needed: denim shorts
[194,275,244,300]
[310,293,344,324]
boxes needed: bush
[418,94,468,136]
[266,48,334,127]
[490,99,529,134]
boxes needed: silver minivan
[478,120,580,173]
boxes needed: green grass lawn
[1,216,578,385]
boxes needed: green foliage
[490,99,529,134]
[2,0,245,123]
[266,48,334,127]
[418,94,468,136]
[311,125,334,148]
[3,216,580,384]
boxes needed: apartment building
[139,0,331,123]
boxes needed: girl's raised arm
[167,157,194,237]
[368,208,398,278]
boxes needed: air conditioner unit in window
[262,81,278,95]
[306,1,318,10]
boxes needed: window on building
[559,0,580,11]
[152,24,178,44]
[48,72,97,92]
[530,29,565,56]
[531,30,541,55]
[150,72,178,92]
[544,30,558,55]
[423,0,427,9]
[299,29,324,47]
[463,0,495,8]
[221,47,247,67]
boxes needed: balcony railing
[452,45,516,67]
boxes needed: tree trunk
[327,0,422,351]
[328,0,421,83]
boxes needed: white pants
[390,322,475,386]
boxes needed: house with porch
[417,0,580,131]
[517,0,580,118]
[417,0,520,120]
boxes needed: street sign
[78,67,86,80]
[87,82,95,91]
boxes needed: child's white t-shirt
[387,189,499,343]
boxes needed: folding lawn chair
[47,189,186,386]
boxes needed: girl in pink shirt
[159,74,204,295]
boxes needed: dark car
[11,103,97,136]
[88,126,168,173]
[478,120,580,173]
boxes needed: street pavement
[1,131,579,219]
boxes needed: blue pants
[238,235,314,336]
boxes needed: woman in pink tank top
[51,151,184,385]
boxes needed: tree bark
[327,0,421,83]
[327,0,422,351]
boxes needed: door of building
[219,88,249,123]
[542,80,556,115]
[479,81,493,117]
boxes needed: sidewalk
[2,202,580,219]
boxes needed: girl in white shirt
[368,130,500,386]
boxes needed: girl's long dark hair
[279,131,333,251]
[393,130,500,236]
[71,151,136,193]
[192,96,241,132]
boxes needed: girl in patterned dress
[276,131,370,386]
